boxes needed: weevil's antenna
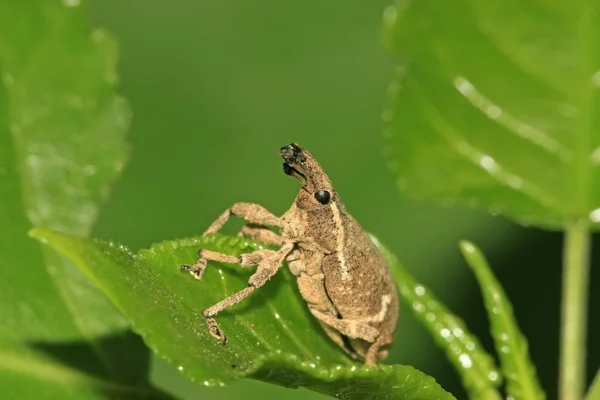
[282,162,307,186]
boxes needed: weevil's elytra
[180,143,399,365]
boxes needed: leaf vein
[452,75,571,162]
[414,84,562,212]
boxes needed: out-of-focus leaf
[382,0,600,229]
[371,235,502,399]
[459,241,545,400]
[0,335,174,400]
[30,229,456,400]
[0,0,130,340]
[0,1,163,398]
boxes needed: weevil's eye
[314,190,331,204]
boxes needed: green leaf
[459,241,545,400]
[0,1,165,398]
[0,0,130,340]
[0,335,174,400]
[30,228,456,400]
[585,368,600,400]
[370,235,502,399]
[382,0,600,228]
[249,354,453,400]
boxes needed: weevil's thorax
[287,189,343,253]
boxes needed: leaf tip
[28,227,49,242]
[458,240,477,255]
[459,240,490,273]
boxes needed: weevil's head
[280,143,337,210]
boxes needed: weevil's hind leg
[365,337,383,365]
[314,309,386,366]
[309,308,380,345]
[365,335,393,365]
[318,324,362,361]
[202,243,294,344]
[204,203,281,235]
[237,224,283,246]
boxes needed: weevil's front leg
[204,203,281,235]
[182,203,282,278]
[181,248,274,280]
[181,250,239,279]
[237,224,283,246]
[202,243,294,344]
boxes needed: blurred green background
[88,1,599,399]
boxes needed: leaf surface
[31,229,457,400]
[0,1,166,398]
[0,0,130,340]
[382,0,600,228]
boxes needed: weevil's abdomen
[320,232,399,361]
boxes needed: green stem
[559,220,591,400]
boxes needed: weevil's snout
[280,143,306,165]
[281,143,308,187]
[280,143,332,193]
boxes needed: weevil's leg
[182,203,281,276]
[365,336,392,365]
[319,324,361,359]
[203,203,281,236]
[181,248,273,280]
[181,250,239,279]
[237,224,283,246]
[202,243,294,343]
[309,308,380,344]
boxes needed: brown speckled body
[281,160,399,362]
[182,143,399,364]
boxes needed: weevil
[181,143,399,365]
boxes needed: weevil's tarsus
[180,259,207,280]
[206,316,227,345]
[181,249,239,280]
